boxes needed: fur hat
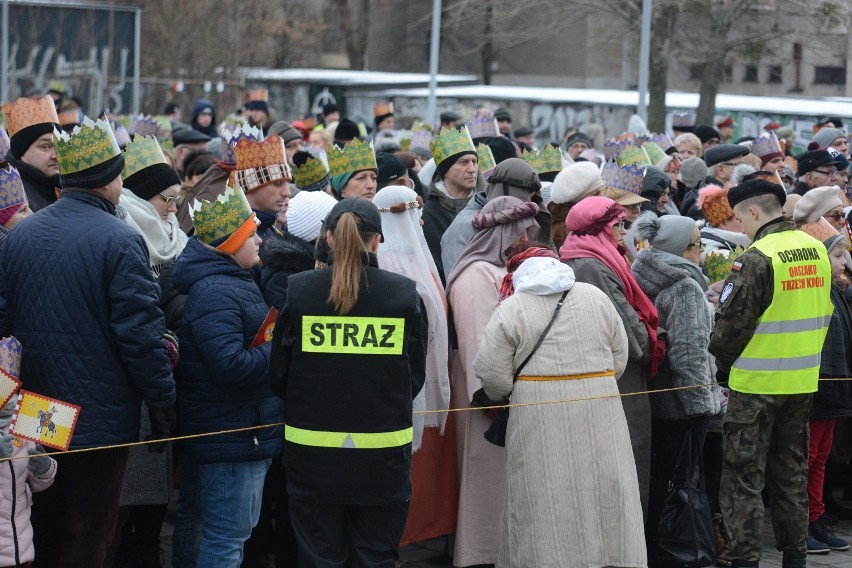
[731,163,756,186]
[549,162,603,205]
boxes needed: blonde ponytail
[328,213,376,314]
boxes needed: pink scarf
[559,196,665,376]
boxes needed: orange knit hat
[698,184,735,227]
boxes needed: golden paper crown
[800,218,839,244]
[293,153,330,188]
[521,145,562,174]
[602,161,644,195]
[220,124,264,164]
[58,108,83,127]
[430,126,476,166]
[2,96,59,137]
[189,185,254,245]
[374,102,394,117]
[54,117,122,175]
[122,136,169,180]
[642,142,666,164]
[705,248,744,283]
[477,143,496,173]
[0,166,26,212]
[327,138,377,177]
[234,135,286,170]
[245,88,268,103]
[616,145,651,167]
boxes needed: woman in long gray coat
[631,212,721,560]
[474,248,646,568]
[559,196,665,518]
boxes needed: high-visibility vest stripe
[754,316,832,335]
[733,354,821,372]
[284,425,413,449]
[729,230,833,395]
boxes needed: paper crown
[0,166,26,212]
[245,88,268,103]
[112,121,131,148]
[520,145,563,174]
[409,129,433,152]
[54,117,122,175]
[129,114,163,139]
[293,152,330,189]
[616,145,651,167]
[705,248,744,283]
[189,185,254,245]
[646,132,674,152]
[604,139,632,160]
[2,96,59,138]
[750,132,782,159]
[122,136,169,180]
[0,336,22,379]
[431,126,476,166]
[58,108,83,127]
[0,128,9,160]
[233,135,292,192]
[642,142,666,164]
[602,161,644,195]
[373,102,394,117]
[801,217,840,244]
[466,116,499,139]
[220,124,264,165]
[672,112,696,128]
[327,138,377,177]
[477,143,496,173]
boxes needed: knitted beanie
[812,128,846,150]
[286,190,338,242]
[633,211,697,255]
[680,157,708,189]
[123,163,182,201]
[10,123,54,160]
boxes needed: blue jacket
[0,190,175,448]
[173,237,282,463]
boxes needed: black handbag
[479,290,569,447]
[655,430,716,567]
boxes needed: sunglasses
[826,212,846,222]
[158,193,178,205]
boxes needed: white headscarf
[374,185,450,451]
[120,188,188,274]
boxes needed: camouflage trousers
[719,390,812,563]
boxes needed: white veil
[374,185,450,452]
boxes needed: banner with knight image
[9,390,81,451]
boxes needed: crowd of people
[0,86,850,568]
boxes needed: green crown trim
[54,118,121,175]
[122,136,169,180]
[327,138,377,177]
[477,143,496,172]
[294,155,330,188]
[430,126,475,166]
[189,185,254,245]
[616,145,651,168]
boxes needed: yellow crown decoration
[122,136,168,180]
[189,185,254,245]
[327,138,377,177]
[521,145,562,174]
[430,126,476,167]
[2,96,59,137]
[616,145,651,168]
[53,117,121,175]
[642,142,666,164]
[519,148,541,172]
[477,143,496,173]
[294,153,330,189]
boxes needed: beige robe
[448,260,506,567]
[474,283,647,568]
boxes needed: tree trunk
[696,0,731,125]
[336,0,370,70]
[647,5,677,132]
[481,1,494,85]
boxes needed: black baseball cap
[327,198,383,239]
[376,152,407,185]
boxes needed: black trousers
[288,496,409,568]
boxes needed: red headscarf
[558,196,665,376]
[498,246,559,301]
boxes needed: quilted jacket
[173,237,282,464]
[0,190,176,448]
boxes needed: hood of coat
[259,233,315,274]
[632,249,694,301]
[172,236,250,295]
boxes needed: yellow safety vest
[729,230,833,395]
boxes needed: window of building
[744,65,758,82]
[814,66,846,85]
[768,65,783,83]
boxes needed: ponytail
[328,212,376,314]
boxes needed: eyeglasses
[687,240,705,249]
[813,169,838,177]
[721,161,744,167]
[158,193,178,205]
[826,212,845,222]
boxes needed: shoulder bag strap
[513,289,569,381]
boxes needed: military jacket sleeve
[709,248,774,372]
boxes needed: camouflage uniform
[709,218,813,563]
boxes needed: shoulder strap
[514,290,569,381]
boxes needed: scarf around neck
[120,189,188,272]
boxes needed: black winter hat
[727,179,786,209]
[376,152,407,185]
[693,125,721,144]
[123,163,182,200]
[60,153,125,190]
[10,122,56,160]
[474,136,517,165]
[795,149,835,177]
[335,119,360,143]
